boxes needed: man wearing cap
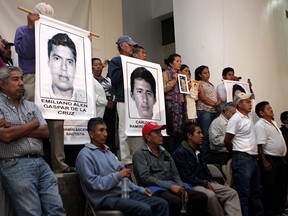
[224,92,264,216]
[108,35,143,165]
[133,122,208,216]
[76,117,169,216]
[0,39,14,66]
[14,2,54,101]
[0,36,6,68]
[255,101,287,216]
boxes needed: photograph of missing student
[46,33,86,102]
[129,67,157,119]
[41,32,87,102]
[121,55,166,136]
[178,74,189,94]
[34,14,95,120]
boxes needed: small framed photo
[178,74,189,94]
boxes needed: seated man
[133,122,208,216]
[207,102,236,164]
[0,66,65,215]
[75,117,168,216]
[173,122,241,216]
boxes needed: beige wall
[173,0,288,124]
[90,0,123,76]
[91,0,123,60]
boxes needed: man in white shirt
[207,102,236,164]
[224,92,264,216]
[255,101,287,216]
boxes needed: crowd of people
[1,2,288,216]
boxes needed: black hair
[194,65,208,81]
[91,57,101,64]
[280,111,288,123]
[87,117,106,132]
[232,84,246,100]
[133,45,145,53]
[255,101,269,118]
[130,67,156,99]
[222,67,234,77]
[48,33,77,63]
[180,64,190,75]
[183,122,201,141]
[164,54,181,67]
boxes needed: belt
[233,151,258,158]
[0,154,41,163]
[21,154,41,158]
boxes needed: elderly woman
[195,65,221,160]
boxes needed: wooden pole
[17,6,100,38]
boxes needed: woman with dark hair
[92,57,116,154]
[180,64,198,122]
[162,54,186,153]
[195,65,221,160]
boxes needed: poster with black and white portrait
[178,74,189,94]
[223,80,251,103]
[34,14,95,120]
[121,55,166,136]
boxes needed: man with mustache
[0,66,66,215]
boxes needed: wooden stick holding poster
[18,6,100,38]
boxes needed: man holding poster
[108,35,142,165]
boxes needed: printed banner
[63,120,89,145]
[34,14,95,120]
[121,55,167,136]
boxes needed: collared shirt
[209,113,228,152]
[132,142,184,190]
[0,93,46,158]
[255,118,287,156]
[226,110,258,155]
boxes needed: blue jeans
[0,157,66,216]
[232,152,264,216]
[196,110,219,160]
[99,192,169,216]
